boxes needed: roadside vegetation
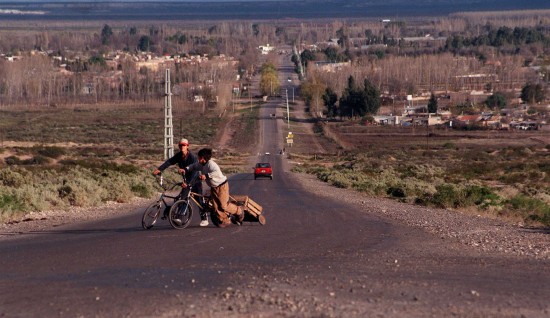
[0,104,260,222]
[291,126,550,227]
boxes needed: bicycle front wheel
[169,199,193,229]
[142,202,163,230]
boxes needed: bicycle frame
[142,175,185,230]
[158,176,184,210]
[180,174,212,212]
[165,173,217,229]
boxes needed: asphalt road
[1,57,549,318]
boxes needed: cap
[178,138,189,145]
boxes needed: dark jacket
[158,151,202,190]
[158,151,198,172]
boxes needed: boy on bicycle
[153,138,209,226]
[182,148,244,228]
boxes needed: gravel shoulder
[291,172,550,260]
[0,197,151,240]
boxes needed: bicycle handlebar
[154,170,201,191]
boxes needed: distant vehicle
[254,162,273,180]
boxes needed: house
[232,84,240,96]
[81,83,94,95]
[360,44,388,51]
[403,105,428,115]
[373,115,401,125]
[451,114,482,127]
[259,44,275,55]
[328,38,340,46]
[511,121,539,130]
[411,114,443,126]
[313,61,351,72]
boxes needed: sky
[4,0,296,2]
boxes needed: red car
[254,162,273,180]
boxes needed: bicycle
[168,174,211,229]
[141,174,188,230]
[170,175,267,228]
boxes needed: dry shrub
[0,165,156,221]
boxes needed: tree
[521,83,545,104]
[101,24,113,46]
[339,76,358,118]
[138,35,152,52]
[339,76,368,118]
[362,79,381,115]
[322,87,338,117]
[299,49,316,67]
[324,46,340,62]
[300,81,326,116]
[485,92,507,109]
[428,93,438,113]
[259,62,279,96]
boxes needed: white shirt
[186,160,227,188]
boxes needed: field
[0,102,259,221]
[292,123,550,227]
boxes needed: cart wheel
[258,215,266,225]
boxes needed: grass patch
[0,106,231,221]
[294,126,550,227]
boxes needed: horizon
[1,0,550,21]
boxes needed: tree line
[445,26,548,51]
[1,14,549,112]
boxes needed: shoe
[217,219,231,228]
[231,211,244,226]
[199,219,209,227]
[172,218,182,226]
[236,207,245,223]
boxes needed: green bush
[507,194,550,226]
[0,193,26,220]
[131,183,151,197]
[387,186,406,198]
[499,172,527,185]
[0,168,27,187]
[431,184,461,208]
[422,184,500,209]
[442,142,455,149]
[23,155,51,165]
[0,165,156,220]
[35,146,66,159]
[5,155,21,165]
[327,171,353,188]
[463,185,500,208]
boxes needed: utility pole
[286,89,290,130]
[164,69,174,159]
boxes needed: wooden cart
[230,195,266,225]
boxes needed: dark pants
[180,172,206,220]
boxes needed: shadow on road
[1,224,221,237]
[521,227,550,235]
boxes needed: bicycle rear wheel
[169,199,193,229]
[142,202,163,230]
